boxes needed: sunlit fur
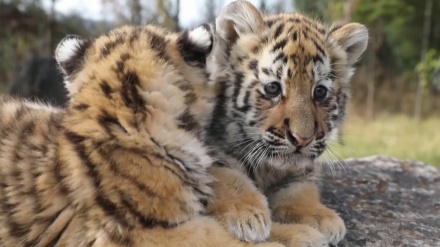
[0,24,285,247]
[206,1,368,245]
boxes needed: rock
[9,55,68,107]
[321,155,440,247]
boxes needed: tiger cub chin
[0,24,285,247]
[205,1,368,246]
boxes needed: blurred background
[1,0,439,166]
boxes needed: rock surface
[321,155,440,247]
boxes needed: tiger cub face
[209,1,368,167]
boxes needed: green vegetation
[323,115,440,167]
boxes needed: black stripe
[120,71,147,112]
[274,53,285,62]
[150,137,162,148]
[99,141,204,203]
[73,103,89,111]
[22,120,36,135]
[38,205,71,247]
[177,109,199,132]
[290,17,301,23]
[207,82,228,141]
[268,126,284,139]
[98,111,127,134]
[313,54,324,64]
[99,80,113,99]
[292,31,298,41]
[119,191,180,229]
[94,144,160,199]
[262,68,271,76]
[0,199,29,238]
[273,24,284,38]
[64,131,134,229]
[145,29,169,60]
[14,105,27,121]
[287,68,293,78]
[266,19,275,28]
[95,194,135,231]
[276,66,283,79]
[314,41,326,56]
[248,59,258,71]
[248,80,260,89]
[272,39,287,52]
[100,35,125,58]
[129,28,141,44]
[232,72,252,113]
[53,160,70,196]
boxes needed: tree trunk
[130,0,142,25]
[156,0,180,31]
[173,0,180,31]
[414,0,433,120]
[205,0,216,23]
[48,0,56,55]
[343,0,354,22]
[366,45,375,119]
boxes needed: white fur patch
[55,36,84,64]
[188,26,212,49]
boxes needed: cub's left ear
[330,23,368,65]
[55,35,91,78]
[177,24,214,68]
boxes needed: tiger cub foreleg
[207,166,327,247]
[269,182,346,245]
[207,166,272,243]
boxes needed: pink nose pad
[287,131,313,147]
[294,134,313,147]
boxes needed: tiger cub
[206,1,368,246]
[0,24,284,247]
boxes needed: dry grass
[321,114,440,168]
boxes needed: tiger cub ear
[55,35,91,96]
[216,0,265,44]
[329,23,368,65]
[55,35,91,78]
[177,24,214,68]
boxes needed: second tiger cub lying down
[0,23,290,247]
[206,0,368,245]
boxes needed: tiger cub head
[55,24,214,99]
[53,24,216,139]
[209,1,368,166]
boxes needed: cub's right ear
[55,35,90,78]
[177,24,214,68]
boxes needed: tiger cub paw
[216,194,272,242]
[224,204,271,242]
[273,205,346,245]
[270,223,328,247]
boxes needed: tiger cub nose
[286,131,313,147]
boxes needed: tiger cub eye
[264,81,282,98]
[313,85,328,102]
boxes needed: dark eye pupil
[314,86,327,101]
[264,82,281,97]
